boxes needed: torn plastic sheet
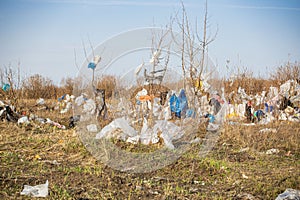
[17,116,30,125]
[36,98,45,105]
[96,118,183,149]
[155,120,183,149]
[275,188,300,200]
[95,117,137,140]
[87,124,98,132]
[259,128,277,134]
[20,180,48,197]
[46,118,66,129]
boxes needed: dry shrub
[224,75,275,96]
[59,77,74,95]
[21,74,59,99]
[271,61,300,84]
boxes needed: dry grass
[0,105,299,199]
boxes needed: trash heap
[75,83,227,150]
[225,80,300,124]
[0,99,67,130]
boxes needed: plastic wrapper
[20,180,48,197]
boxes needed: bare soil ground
[0,107,299,199]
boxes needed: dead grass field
[0,105,299,199]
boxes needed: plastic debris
[242,174,249,179]
[259,128,277,134]
[88,62,96,70]
[46,118,66,129]
[95,117,137,140]
[83,99,96,114]
[239,147,250,152]
[205,114,215,123]
[178,89,189,117]
[75,95,86,106]
[206,122,219,131]
[69,115,80,128]
[20,180,49,197]
[87,124,98,132]
[0,102,19,122]
[17,116,30,125]
[2,83,10,92]
[170,93,181,118]
[93,55,101,65]
[266,148,280,155]
[36,98,45,105]
[275,188,300,200]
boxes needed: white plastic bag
[95,117,137,140]
[87,124,98,132]
[20,180,48,197]
[17,116,30,125]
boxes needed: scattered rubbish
[0,101,19,122]
[69,115,80,128]
[259,128,277,134]
[170,93,181,118]
[206,122,219,132]
[46,118,66,129]
[87,124,98,132]
[41,160,60,165]
[95,118,184,149]
[17,116,30,125]
[242,173,249,179]
[239,147,249,152]
[83,99,96,115]
[20,180,49,197]
[95,117,137,141]
[266,148,280,155]
[36,98,45,105]
[275,188,300,200]
[88,62,96,70]
[1,83,10,92]
[235,193,256,200]
[242,123,256,126]
[205,113,215,123]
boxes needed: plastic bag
[87,124,98,132]
[88,62,96,70]
[75,95,85,106]
[20,180,48,197]
[83,99,96,114]
[170,93,181,118]
[36,98,45,105]
[93,55,101,65]
[154,120,183,149]
[275,188,300,200]
[17,116,30,125]
[2,83,10,92]
[140,118,150,145]
[95,117,137,140]
[178,89,188,117]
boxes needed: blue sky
[0,0,299,84]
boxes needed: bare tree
[171,0,218,104]
[0,62,22,107]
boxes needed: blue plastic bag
[2,83,10,92]
[205,114,215,123]
[88,62,96,70]
[178,89,189,117]
[170,93,181,118]
[264,103,273,113]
